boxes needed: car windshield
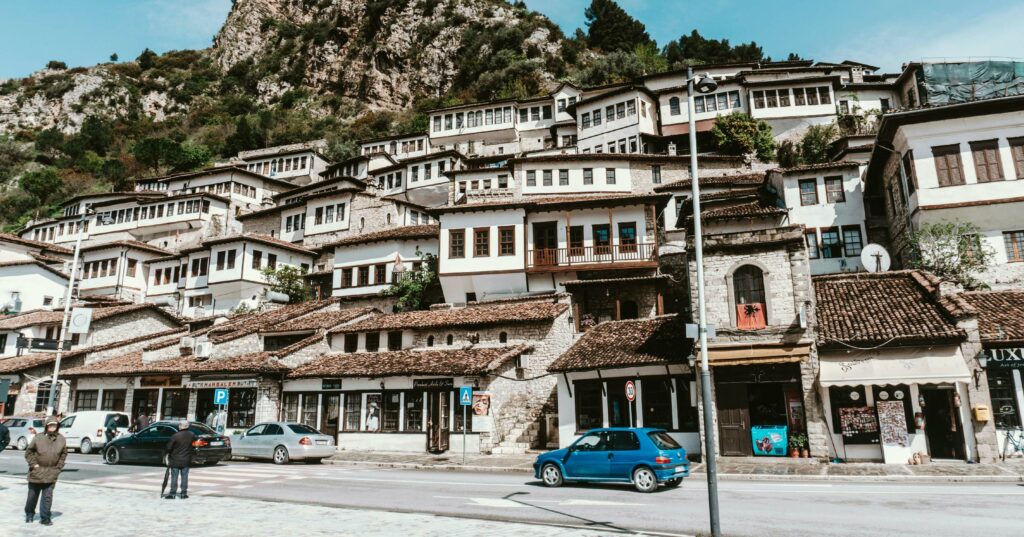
[1,419,13,426]
[647,431,682,450]
[287,424,321,435]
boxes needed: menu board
[876,400,909,447]
[838,406,879,444]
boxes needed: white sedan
[232,422,336,464]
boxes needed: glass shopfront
[714,364,807,457]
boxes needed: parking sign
[214,388,229,405]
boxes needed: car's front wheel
[664,477,683,488]
[104,448,120,465]
[633,467,658,493]
[273,445,290,465]
[80,438,93,455]
[541,463,564,487]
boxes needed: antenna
[860,244,891,273]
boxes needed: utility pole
[46,209,88,416]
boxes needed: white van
[59,411,131,454]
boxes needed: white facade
[332,237,439,298]
[0,263,67,316]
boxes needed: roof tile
[288,345,532,378]
[330,300,567,334]
[549,315,689,372]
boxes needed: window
[753,90,765,109]
[821,228,843,258]
[805,230,819,259]
[526,170,536,187]
[569,226,584,256]
[651,165,661,184]
[365,333,380,352]
[669,97,681,115]
[799,179,818,205]
[880,98,891,112]
[529,107,539,121]
[101,389,126,411]
[641,378,673,430]
[446,334,453,345]
[616,102,625,119]
[988,368,1021,428]
[542,105,552,119]
[337,203,346,222]
[583,168,593,185]
[344,333,358,353]
[695,95,706,113]
[766,90,778,108]
[374,264,386,284]
[543,170,553,186]
[343,393,361,431]
[606,168,616,184]
[449,229,465,258]
[838,100,849,114]
[445,114,453,129]
[733,265,767,330]
[357,266,369,286]
[498,226,515,256]
[818,87,831,104]
[387,331,402,351]
[842,226,863,257]
[1010,138,1024,179]
[227,388,256,428]
[474,228,490,257]
[593,224,611,254]
[498,175,508,189]
[558,169,569,186]
[1004,231,1024,262]
[970,140,1004,182]
[557,98,566,112]
[806,87,819,105]
[404,391,424,431]
[341,268,353,288]
[216,251,226,271]
[574,380,604,431]
[581,112,591,128]
[267,253,277,270]
[933,144,965,186]
[618,222,637,253]
[252,250,262,269]
[74,390,98,411]
[903,151,917,195]
[824,176,845,203]
[626,100,636,115]
[593,108,602,125]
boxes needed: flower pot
[801,448,810,458]
[789,448,800,458]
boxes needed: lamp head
[695,74,717,94]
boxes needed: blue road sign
[214,388,229,406]
[459,386,473,406]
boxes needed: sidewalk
[324,451,1024,482]
[0,477,619,537]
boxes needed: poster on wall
[838,406,880,445]
[876,400,909,447]
[364,393,382,432]
[750,425,788,456]
[472,394,490,416]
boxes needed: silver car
[232,422,335,464]
[3,417,46,450]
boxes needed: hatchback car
[232,422,335,464]
[2,417,45,450]
[533,427,689,493]
[103,421,231,466]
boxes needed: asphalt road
[1,450,1022,537]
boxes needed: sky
[2,0,1022,79]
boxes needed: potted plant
[788,436,801,458]
[796,434,810,457]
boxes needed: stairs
[491,421,542,455]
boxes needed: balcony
[526,242,657,272]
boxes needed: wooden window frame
[449,229,465,258]
[932,144,966,187]
[969,139,1005,183]
[498,226,515,256]
[824,176,845,203]
[473,227,490,257]
[798,179,819,206]
[805,229,819,259]
[1004,230,1024,262]
[1009,137,1024,179]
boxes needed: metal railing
[527,242,656,268]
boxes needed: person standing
[104,414,119,445]
[0,419,10,452]
[164,420,194,499]
[24,417,67,526]
[135,410,150,432]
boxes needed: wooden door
[320,393,340,438]
[716,383,752,456]
[427,391,450,453]
[532,222,558,266]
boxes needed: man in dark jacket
[24,416,67,526]
[0,419,10,452]
[135,410,150,432]
[164,420,194,499]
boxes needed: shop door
[426,391,450,453]
[320,394,341,438]
[532,222,558,267]
[716,383,752,456]
[921,387,965,460]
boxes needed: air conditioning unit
[194,341,213,358]
[517,353,530,369]
[179,336,194,348]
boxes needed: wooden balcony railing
[527,242,656,269]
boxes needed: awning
[820,352,971,387]
[698,343,812,367]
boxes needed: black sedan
[103,421,232,466]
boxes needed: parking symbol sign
[214,388,229,405]
[459,386,473,406]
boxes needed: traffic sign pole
[459,386,472,465]
[462,404,467,465]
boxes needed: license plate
[675,466,686,473]
[210,441,224,447]
[315,440,328,445]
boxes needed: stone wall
[88,310,180,348]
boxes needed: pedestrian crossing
[74,462,353,495]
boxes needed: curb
[323,459,1024,483]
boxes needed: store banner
[986,348,1024,369]
[184,379,258,389]
[751,425,788,456]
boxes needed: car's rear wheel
[273,446,290,465]
[633,467,658,493]
[664,477,683,488]
[16,437,27,450]
[104,448,120,465]
[541,463,564,487]
[80,438,93,455]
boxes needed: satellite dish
[861,243,891,273]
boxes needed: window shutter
[934,152,950,186]
[1010,139,1024,178]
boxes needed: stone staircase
[490,421,542,455]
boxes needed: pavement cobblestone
[0,476,617,537]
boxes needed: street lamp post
[687,67,721,537]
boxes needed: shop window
[675,376,700,432]
[101,390,126,411]
[988,369,1021,428]
[161,389,189,422]
[828,385,877,443]
[34,382,57,413]
[641,378,672,430]
[227,388,256,429]
[872,385,915,433]
[196,390,217,428]
[454,392,474,432]
[404,391,424,431]
[733,265,767,329]
[74,390,98,411]
[574,380,604,432]
[283,393,299,422]
[343,393,361,431]
[301,393,318,426]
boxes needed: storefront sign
[986,348,1024,369]
[322,378,342,390]
[184,379,258,389]
[413,378,453,389]
[140,375,182,387]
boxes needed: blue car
[533,427,689,493]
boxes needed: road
[1,451,1022,536]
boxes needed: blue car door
[564,432,610,479]
[607,431,644,479]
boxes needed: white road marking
[307,475,525,488]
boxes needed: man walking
[164,420,194,499]
[104,414,119,445]
[135,409,150,432]
[24,417,67,526]
[0,419,10,452]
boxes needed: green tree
[110,53,119,62]
[261,265,312,303]
[798,123,839,165]
[169,142,211,172]
[907,221,994,290]
[46,60,67,70]
[19,168,63,208]
[576,50,646,86]
[584,0,654,53]
[224,117,264,156]
[632,42,667,76]
[131,137,179,174]
[663,29,765,68]
[77,116,114,156]
[34,128,65,155]
[380,253,440,312]
[137,48,157,71]
[710,112,775,161]
[0,136,30,181]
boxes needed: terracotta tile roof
[960,290,1024,347]
[288,344,532,378]
[813,271,966,349]
[0,303,179,331]
[0,233,73,254]
[0,352,63,374]
[318,225,438,250]
[549,315,690,372]
[206,299,341,344]
[330,300,568,334]
[701,199,786,221]
[697,187,762,202]
[262,307,376,333]
[561,275,668,287]
[62,351,290,377]
[0,326,186,374]
[0,260,69,280]
[654,172,765,192]
[80,240,172,255]
[29,252,67,264]
[202,233,316,256]
[768,161,861,174]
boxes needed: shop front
[983,348,1024,458]
[713,363,808,457]
[185,377,267,435]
